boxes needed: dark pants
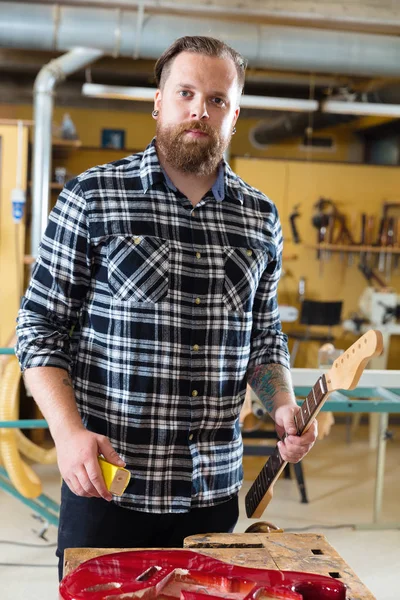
[57,481,239,581]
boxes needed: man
[16,36,317,580]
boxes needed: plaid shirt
[16,139,289,513]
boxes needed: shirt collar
[139,138,244,205]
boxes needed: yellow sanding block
[98,456,131,496]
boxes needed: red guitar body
[59,549,346,600]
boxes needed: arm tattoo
[247,363,293,414]
[62,377,73,389]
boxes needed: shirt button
[195,297,201,305]
[192,210,196,216]
[195,252,201,259]
[191,390,198,397]
[189,433,194,441]
[192,344,199,351]
[134,236,141,245]
[246,249,253,256]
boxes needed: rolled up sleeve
[247,206,290,372]
[16,178,91,373]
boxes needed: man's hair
[154,36,247,94]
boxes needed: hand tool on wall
[359,213,367,265]
[311,197,336,272]
[394,218,400,271]
[385,217,395,281]
[366,214,375,267]
[289,204,301,244]
[358,263,388,289]
[376,202,400,275]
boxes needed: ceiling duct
[250,113,355,147]
[2,2,400,78]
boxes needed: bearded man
[16,36,317,581]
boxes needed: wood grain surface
[64,532,375,600]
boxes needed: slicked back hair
[154,36,247,96]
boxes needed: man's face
[154,51,240,175]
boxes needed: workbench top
[64,532,374,600]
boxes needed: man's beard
[156,119,229,176]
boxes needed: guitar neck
[245,374,329,519]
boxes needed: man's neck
[157,150,219,207]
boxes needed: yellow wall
[2,103,364,166]
[0,123,28,346]
[232,157,400,367]
[1,103,399,366]
[231,118,358,162]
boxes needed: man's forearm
[23,367,84,442]
[247,363,296,421]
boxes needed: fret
[266,457,274,482]
[301,401,309,422]
[261,465,269,490]
[321,374,328,395]
[311,385,317,408]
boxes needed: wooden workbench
[64,532,375,600]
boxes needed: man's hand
[274,404,318,463]
[55,428,126,501]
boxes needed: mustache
[176,120,216,137]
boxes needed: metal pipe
[6,0,400,36]
[3,2,400,77]
[31,47,103,258]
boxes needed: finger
[97,437,126,467]
[75,467,102,499]
[64,477,80,497]
[286,433,315,448]
[67,474,91,498]
[282,411,298,436]
[278,438,314,460]
[85,458,112,502]
[278,442,309,463]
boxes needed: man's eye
[179,90,191,97]
[213,97,226,106]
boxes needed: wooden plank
[185,533,375,600]
[64,532,375,599]
[0,119,33,126]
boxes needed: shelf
[305,244,400,254]
[0,119,34,126]
[28,182,64,190]
[52,138,82,148]
[77,146,139,152]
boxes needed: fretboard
[245,374,328,518]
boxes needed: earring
[232,126,237,134]
[152,109,159,118]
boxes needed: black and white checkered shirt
[16,139,289,513]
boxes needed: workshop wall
[0,124,28,346]
[1,103,399,366]
[234,157,400,368]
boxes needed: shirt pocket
[223,246,272,313]
[107,235,169,302]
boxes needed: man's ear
[154,89,162,112]
[233,105,240,127]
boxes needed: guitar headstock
[326,330,383,392]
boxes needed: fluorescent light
[82,83,155,101]
[82,83,318,112]
[240,94,318,112]
[321,99,400,117]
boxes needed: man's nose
[191,99,209,120]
